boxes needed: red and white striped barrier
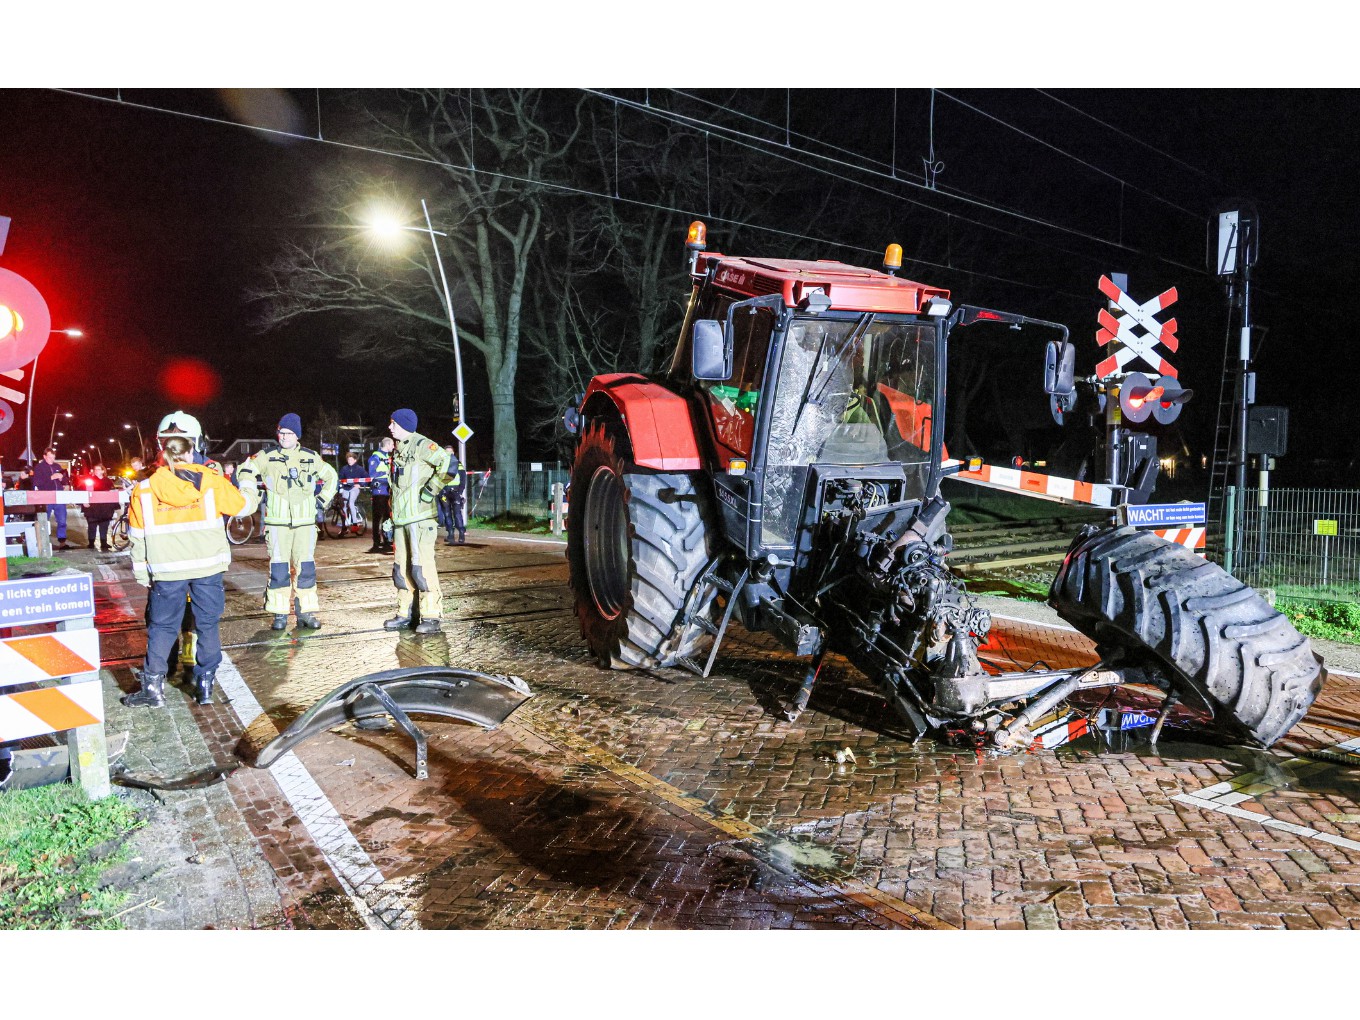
[1153,526,1206,556]
[945,460,1117,509]
[3,490,128,506]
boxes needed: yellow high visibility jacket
[391,432,456,526]
[237,444,338,528]
[129,464,258,585]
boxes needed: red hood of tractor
[694,254,949,315]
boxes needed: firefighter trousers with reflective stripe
[265,523,319,615]
[145,574,225,678]
[393,518,441,620]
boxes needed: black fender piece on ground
[568,422,714,669]
[1049,525,1324,747]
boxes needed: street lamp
[123,422,144,461]
[47,409,73,451]
[108,437,126,462]
[25,328,82,463]
[366,201,468,468]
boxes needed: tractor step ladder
[675,563,749,678]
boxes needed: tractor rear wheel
[568,421,715,669]
[1049,526,1323,747]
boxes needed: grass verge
[0,784,144,929]
[7,555,66,577]
[1277,595,1360,646]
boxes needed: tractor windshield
[762,316,938,545]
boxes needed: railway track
[947,514,1105,574]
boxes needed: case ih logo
[715,267,752,288]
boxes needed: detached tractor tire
[567,421,715,669]
[1050,526,1324,747]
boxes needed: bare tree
[249,89,584,472]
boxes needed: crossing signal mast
[1050,273,1192,508]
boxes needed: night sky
[0,88,1355,485]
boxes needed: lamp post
[123,422,144,461]
[367,202,467,468]
[108,437,126,463]
[25,328,83,463]
[47,409,73,451]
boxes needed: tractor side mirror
[692,319,732,381]
[1043,340,1075,396]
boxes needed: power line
[1033,89,1228,188]
[589,88,1209,280]
[50,88,1086,301]
[933,89,1202,219]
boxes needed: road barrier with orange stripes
[0,573,109,798]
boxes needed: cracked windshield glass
[763,316,937,545]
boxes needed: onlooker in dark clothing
[130,456,153,482]
[83,464,117,551]
[33,448,70,549]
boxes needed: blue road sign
[1126,502,1206,528]
[0,573,94,626]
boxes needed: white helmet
[157,410,202,441]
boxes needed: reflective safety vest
[128,464,256,584]
[391,432,456,526]
[237,444,338,527]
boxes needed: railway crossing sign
[1095,275,1179,380]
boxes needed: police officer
[237,413,338,630]
[367,436,395,554]
[385,408,455,634]
[438,444,468,545]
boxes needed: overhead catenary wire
[50,88,1093,302]
[588,88,1210,280]
[1033,89,1229,188]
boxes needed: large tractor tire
[567,421,715,669]
[1050,526,1323,747]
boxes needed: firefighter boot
[383,615,411,630]
[193,671,216,706]
[271,615,288,630]
[414,619,442,635]
[295,598,321,629]
[123,672,167,708]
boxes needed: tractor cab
[668,242,953,569]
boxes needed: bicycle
[322,491,367,540]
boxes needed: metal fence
[467,464,569,519]
[1231,487,1360,602]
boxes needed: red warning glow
[158,358,221,405]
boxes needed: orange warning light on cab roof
[686,221,707,250]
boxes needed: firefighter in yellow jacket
[384,408,458,634]
[237,413,338,630]
[124,433,259,708]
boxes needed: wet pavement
[76,526,1360,929]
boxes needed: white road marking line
[214,651,418,930]
[1173,793,1360,853]
[987,611,1080,634]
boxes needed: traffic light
[0,268,51,372]
[1119,372,1192,426]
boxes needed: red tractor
[564,224,1323,751]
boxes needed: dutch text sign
[0,573,95,626]
[1126,503,1206,528]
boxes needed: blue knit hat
[390,408,418,433]
[277,412,302,435]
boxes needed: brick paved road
[93,526,1360,929]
